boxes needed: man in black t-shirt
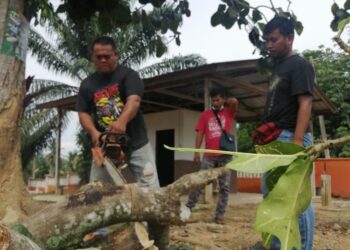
[262,43,315,142]
[77,36,167,248]
[76,36,159,188]
[251,17,315,250]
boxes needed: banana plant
[165,136,350,250]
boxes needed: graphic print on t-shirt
[93,83,124,129]
[207,116,226,139]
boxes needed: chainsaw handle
[98,131,129,147]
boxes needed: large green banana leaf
[256,141,307,192]
[255,157,313,250]
[254,141,313,250]
[164,143,301,173]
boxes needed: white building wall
[144,109,201,161]
[177,109,201,160]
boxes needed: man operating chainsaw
[76,35,160,188]
[76,36,168,248]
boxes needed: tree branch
[0,167,225,249]
[307,136,350,156]
[333,36,350,54]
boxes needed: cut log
[0,224,41,250]
[82,223,156,250]
[0,167,225,249]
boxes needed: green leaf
[248,27,260,46]
[255,157,313,250]
[164,142,300,174]
[331,3,340,15]
[256,141,306,192]
[255,140,305,155]
[330,18,340,31]
[175,36,181,46]
[211,12,222,27]
[252,10,262,23]
[337,16,350,30]
[335,9,350,19]
[150,0,166,8]
[240,7,250,17]
[222,12,236,29]
[155,36,166,57]
[257,22,266,33]
[56,4,67,14]
[294,21,303,35]
[345,0,350,10]
[254,141,312,250]
[228,7,239,19]
[218,4,226,12]
[139,0,151,5]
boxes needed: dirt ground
[169,194,350,250]
[33,193,350,250]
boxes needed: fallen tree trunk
[1,167,225,249]
[81,222,157,250]
[0,224,41,250]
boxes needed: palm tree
[21,77,78,169]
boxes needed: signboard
[0,6,29,62]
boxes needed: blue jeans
[186,155,232,220]
[261,130,314,250]
[90,142,160,188]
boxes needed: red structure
[315,158,350,198]
[237,158,350,198]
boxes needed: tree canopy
[304,47,350,157]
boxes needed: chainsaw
[91,131,130,185]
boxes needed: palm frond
[21,109,70,168]
[139,54,207,79]
[24,79,78,109]
[118,4,185,67]
[28,28,83,80]
[68,58,95,77]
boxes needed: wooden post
[320,175,332,206]
[309,120,316,197]
[318,115,330,158]
[55,108,62,195]
[203,78,213,204]
[230,120,238,193]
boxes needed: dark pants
[186,155,232,220]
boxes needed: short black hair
[264,16,294,37]
[210,87,227,98]
[91,36,116,51]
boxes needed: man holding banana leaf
[251,16,315,250]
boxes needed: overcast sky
[25,0,342,156]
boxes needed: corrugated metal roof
[36,59,336,122]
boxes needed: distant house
[27,172,80,194]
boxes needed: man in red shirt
[186,87,238,224]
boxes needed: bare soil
[33,193,350,250]
[170,194,350,250]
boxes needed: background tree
[304,47,350,157]
[23,153,51,181]
[210,0,304,70]
[237,122,258,153]
[21,79,77,169]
